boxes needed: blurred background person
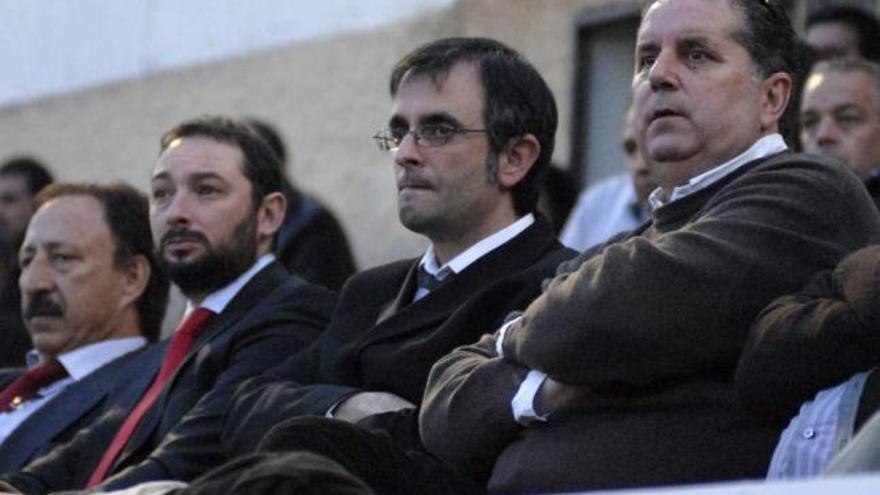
[806,6,880,63]
[560,107,656,251]
[245,119,356,291]
[0,157,53,367]
[800,58,880,208]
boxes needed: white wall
[0,0,453,107]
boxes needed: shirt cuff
[512,369,549,425]
[495,316,522,357]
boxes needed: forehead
[807,22,860,52]
[390,62,485,124]
[0,175,30,195]
[25,195,111,249]
[153,136,247,184]
[639,0,744,45]
[803,70,880,109]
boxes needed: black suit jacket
[223,217,575,454]
[0,347,151,474]
[275,182,356,291]
[2,261,335,494]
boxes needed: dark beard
[159,213,258,297]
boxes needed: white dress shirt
[510,134,788,424]
[561,173,647,251]
[0,336,148,445]
[413,214,534,302]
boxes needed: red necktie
[0,359,68,412]
[86,307,215,487]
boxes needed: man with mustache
[418,0,880,493]
[0,116,335,494]
[0,183,168,473]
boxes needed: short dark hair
[244,118,288,167]
[160,116,284,208]
[389,37,558,216]
[0,156,54,196]
[807,6,880,62]
[35,183,170,342]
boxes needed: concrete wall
[0,0,613,269]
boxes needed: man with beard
[0,116,335,494]
[0,183,168,473]
[168,37,573,495]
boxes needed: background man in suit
[0,182,168,473]
[0,157,54,368]
[799,58,880,207]
[244,118,357,291]
[419,1,880,493]
[0,116,335,494]
[202,37,573,494]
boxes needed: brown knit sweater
[421,151,880,493]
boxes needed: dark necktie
[86,307,215,487]
[0,359,68,413]
[416,265,445,293]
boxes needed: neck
[430,210,520,266]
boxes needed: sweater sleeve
[501,157,880,388]
[736,245,880,422]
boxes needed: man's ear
[119,254,150,308]
[256,191,287,247]
[760,72,792,131]
[497,134,541,189]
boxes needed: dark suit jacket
[0,347,151,474]
[222,217,575,454]
[2,261,335,494]
[276,183,356,291]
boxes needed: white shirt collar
[26,336,147,381]
[420,214,535,281]
[185,253,275,317]
[649,134,788,209]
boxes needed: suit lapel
[362,218,559,348]
[0,348,152,472]
[115,262,290,466]
[375,262,420,325]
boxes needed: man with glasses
[210,37,573,493]
[418,0,880,492]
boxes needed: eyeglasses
[372,123,487,151]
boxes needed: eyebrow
[388,111,465,129]
[151,171,224,184]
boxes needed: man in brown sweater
[419,0,880,493]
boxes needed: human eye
[636,52,657,71]
[49,251,76,269]
[18,252,32,269]
[196,183,220,196]
[418,123,457,145]
[836,110,864,129]
[151,184,172,204]
[800,114,818,132]
[388,125,409,145]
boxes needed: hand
[534,377,590,418]
[0,481,21,494]
[333,391,416,423]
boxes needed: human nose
[393,131,423,168]
[160,190,194,227]
[815,117,841,146]
[19,254,53,295]
[648,49,680,91]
